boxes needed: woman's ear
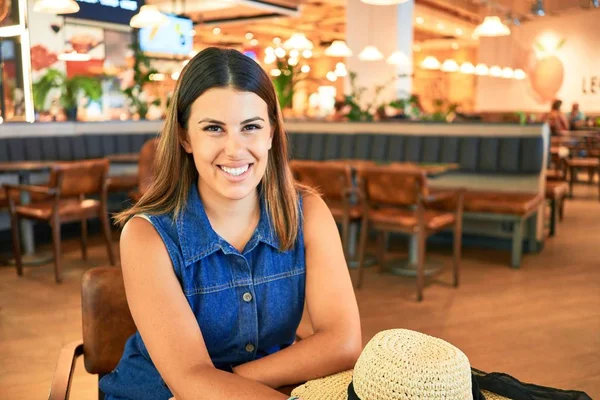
[180,129,193,154]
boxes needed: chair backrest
[81,267,136,375]
[290,160,352,202]
[356,165,428,207]
[48,159,109,198]
[138,138,159,196]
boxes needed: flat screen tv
[72,0,142,25]
[139,14,193,57]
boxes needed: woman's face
[183,87,273,201]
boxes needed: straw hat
[292,329,511,400]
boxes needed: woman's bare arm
[120,217,288,400]
[233,193,362,388]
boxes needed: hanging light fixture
[387,51,409,65]
[489,65,502,77]
[441,59,459,72]
[361,0,410,5]
[421,56,441,70]
[460,62,475,74]
[358,45,384,61]
[334,62,348,76]
[34,0,79,14]
[283,33,314,51]
[324,40,352,57]
[474,63,489,76]
[473,16,511,37]
[514,69,526,80]
[130,5,168,29]
[501,67,514,78]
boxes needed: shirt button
[245,343,255,352]
[242,292,253,302]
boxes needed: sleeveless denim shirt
[99,183,306,400]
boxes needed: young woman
[99,47,362,399]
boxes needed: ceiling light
[514,69,526,80]
[149,73,166,81]
[441,59,459,72]
[274,47,286,58]
[171,71,181,80]
[265,46,274,55]
[288,57,299,66]
[437,23,445,30]
[245,32,254,40]
[250,39,258,46]
[451,42,459,50]
[34,0,79,14]
[264,54,276,64]
[213,27,221,35]
[473,16,511,37]
[289,49,299,58]
[361,0,410,5]
[358,45,383,61]
[273,37,281,44]
[460,62,475,74]
[324,40,352,57]
[421,56,441,70]
[283,33,314,50]
[58,51,91,62]
[326,71,338,82]
[474,63,489,75]
[302,49,312,58]
[130,5,168,28]
[387,51,409,65]
[413,44,421,52]
[271,69,281,77]
[501,67,514,78]
[489,65,502,77]
[456,28,464,36]
[301,65,311,73]
[334,62,347,76]
[416,16,424,24]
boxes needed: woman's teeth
[220,164,249,176]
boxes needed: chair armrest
[4,183,56,196]
[423,189,465,211]
[48,340,84,400]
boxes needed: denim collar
[177,183,279,266]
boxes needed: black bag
[472,368,593,400]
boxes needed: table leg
[388,234,443,277]
[18,172,35,254]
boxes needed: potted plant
[32,68,103,121]
[122,43,160,119]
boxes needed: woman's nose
[224,133,244,157]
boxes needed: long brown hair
[115,47,305,251]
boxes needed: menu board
[139,14,193,57]
[72,0,143,25]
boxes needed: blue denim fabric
[99,183,306,399]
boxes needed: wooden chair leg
[549,199,557,237]
[51,217,62,284]
[376,231,387,274]
[10,213,23,276]
[558,196,565,221]
[511,219,524,268]
[341,216,350,261]
[568,166,575,198]
[81,218,88,261]
[453,222,462,288]
[356,217,369,289]
[100,211,115,266]
[416,232,426,302]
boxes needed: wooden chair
[566,147,600,200]
[5,159,115,283]
[355,165,464,301]
[48,267,299,399]
[129,138,159,203]
[290,160,360,260]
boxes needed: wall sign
[71,0,143,25]
[582,77,599,95]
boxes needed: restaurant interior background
[1,0,599,125]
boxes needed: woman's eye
[243,124,262,131]
[204,125,223,133]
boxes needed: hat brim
[291,371,513,400]
[291,370,353,399]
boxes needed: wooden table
[107,153,140,164]
[0,161,55,263]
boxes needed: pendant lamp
[34,0,79,14]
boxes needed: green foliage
[32,68,102,112]
[344,71,398,121]
[122,42,160,119]
[272,59,295,110]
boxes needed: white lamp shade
[441,59,459,72]
[283,34,314,51]
[514,69,526,80]
[473,16,511,37]
[501,67,514,78]
[387,51,409,65]
[358,45,384,61]
[130,5,168,29]
[361,0,410,5]
[324,40,353,57]
[34,0,79,14]
[420,56,441,70]
[489,65,503,77]
[334,62,348,76]
[460,62,475,74]
[474,63,489,76]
